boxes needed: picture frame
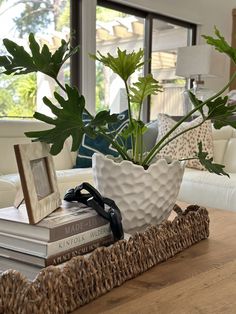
[14,142,61,224]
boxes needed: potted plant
[0,27,236,232]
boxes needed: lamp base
[183,81,214,115]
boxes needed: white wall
[115,0,236,93]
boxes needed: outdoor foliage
[0,73,36,117]
[0,0,69,117]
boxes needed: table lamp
[175,44,222,113]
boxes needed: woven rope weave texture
[0,205,209,314]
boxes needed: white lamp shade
[175,44,224,78]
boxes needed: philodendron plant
[0,27,236,176]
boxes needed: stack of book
[0,201,114,280]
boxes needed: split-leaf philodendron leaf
[90,48,145,82]
[202,26,236,64]
[25,85,87,155]
[25,84,120,155]
[196,142,229,177]
[129,74,163,105]
[0,33,79,79]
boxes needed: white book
[0,202,109,242]
[0,223,112,257]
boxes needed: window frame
[71,0,197,121]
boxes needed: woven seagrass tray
[0,204,209,314]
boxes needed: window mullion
[142,14,153,123]
[79,0,97,115]
[70,0,82,91]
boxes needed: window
[0,0,196,121]
[150,18,193,119]
[96,5,145,114]
[0,0,70,118]
[95,1,196,121]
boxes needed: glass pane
[150,19,190,120]
[0,0,69,118]
[96,6,145,114]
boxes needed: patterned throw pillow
[74,110,130,168]
[155,114,213,170]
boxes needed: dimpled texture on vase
[92,153,185,233]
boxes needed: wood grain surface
[72,205,236,314]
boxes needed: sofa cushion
[0,178,19,208]
[0,120,74,174]
[212,126,234,165]
[156,114,213,170]
[178,168,236,211]
[75,110,130,168]
[223,138,236,173]
[0,168,93,208]
[56,168,94,196]
[142,120,159,152]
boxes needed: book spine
[47,224,112,256]
[49,214,108,242]
[45,235,113,267]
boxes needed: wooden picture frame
[14,142,61,224]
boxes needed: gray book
[0,201,109,242]
[0,223,112,257]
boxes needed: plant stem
[100,131,131,160]
[134,123,141,162]
[124,80,135,158]
[142,71,236,166]
[138,94,144,121]
[135,96,144,162]
[139,126,143,164]
[55,78,66,93]
[179,157,198,161]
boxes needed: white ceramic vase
[92,153,185,233]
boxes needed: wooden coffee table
[72,205,236,313]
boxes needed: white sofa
[0,120,236,212]
[0,120,94,208]
[178,125,236,211]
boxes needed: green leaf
[120,121,135,139]
[206,96,236,129]
[202,26,236,64]
[25,85,86,155]
[129,74,163,105]
[120,119,146,139]
[196,142,229,177]
[90,110,119,127]
[33,112,56,125]
[188,91,204,116]
[0,38,36,75]
[84,125,97,139]
[29,33,44,68]
[71,129,84,152]
[0,33,79,80]
[51,39,68,64]
[0,56,11,68]
[91,48,145,82]
[189,89,236,129]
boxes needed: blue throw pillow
[74,110,130,168]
